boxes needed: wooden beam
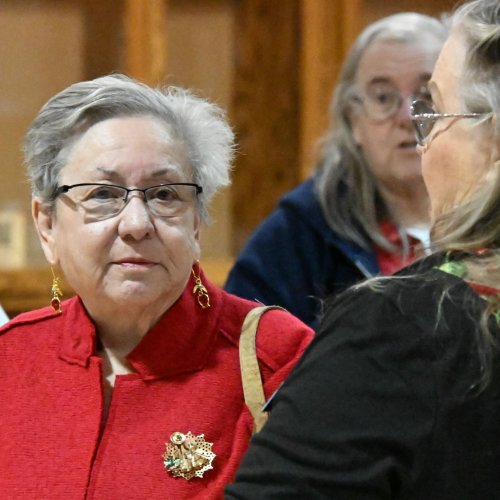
[299,0,346,179]
[342,0,364,51]
[123,0,168,84]
[231,0,301,252]
[231,0,366,251]
[82,0,123,78]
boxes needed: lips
[114,258,157,266]
[398,140,418,149]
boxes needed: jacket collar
[281,178,379,276]
[58,271,221,380]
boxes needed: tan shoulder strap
[239,305,284,434]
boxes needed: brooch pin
[162,431,216,480]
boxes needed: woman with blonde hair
[227,0,500,497]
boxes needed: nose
[117,194,154,240]
[395,96,413,122]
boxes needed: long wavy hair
[363,0,500,390]
[431,0,500,255]
[432,0,500,387]
[315,13,448,251]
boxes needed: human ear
[32,198,58,265]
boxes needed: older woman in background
[225,12,448,328]
[0,75,312,499]
[227,0,500,497]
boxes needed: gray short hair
[431,0,500,252]
[314,13,448,251]
[24,74,235,223]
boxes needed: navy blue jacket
[225,178,379,328]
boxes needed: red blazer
[0,272,312,499]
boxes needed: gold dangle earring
[50,267,63,313]
[191,263,210,309]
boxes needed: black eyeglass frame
[52,182,203,202]
[410,99,490,146]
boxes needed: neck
[95,314,153,401]
[95,311,156,357]
[86,293,174,357]
[378,180,430,229]
[98,341,135,422]
[89,302,167,420]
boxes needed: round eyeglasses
[52,182,203,221]
[349,84,431,121]
[410,99,491,146]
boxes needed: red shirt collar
[58,271,221,380]
[375,220,420,276]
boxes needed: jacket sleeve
[224,203,331,329]
[226,287,438,499]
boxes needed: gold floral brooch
[162,431,216,480]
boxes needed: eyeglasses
[52,182,203,221]
[410,99,491,146]
[350,84,431,121]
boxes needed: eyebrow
[365,77,393,87]
[364,73,434,89]
[94,166,180,180]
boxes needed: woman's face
[350,36,443,195]
[419,30,496,222]
[33,115,201,317]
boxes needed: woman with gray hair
[227,0,500,497]
[0,74,312,498]
[225,12,448,328]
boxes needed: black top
[226,254,500,499]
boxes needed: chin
[401,161,424,178]
[106,282,160,304]
[401,158,422,171]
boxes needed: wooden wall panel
[361,0,456,25]
[82,0,123,78]
[0,0,86,266]
[123,0,168,85]
[299,0,363,178]
[231,0,301,252]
